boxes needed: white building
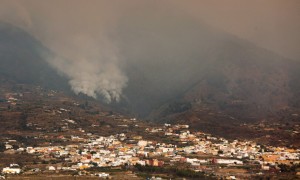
[98,173,109,178]
[217,159,243,165]
[137,140,148,147]
[3,167,21,174]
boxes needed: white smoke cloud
[51,54,128,103]
[47,34,128,103]
[0,0,130,103]
[1,0,299,104]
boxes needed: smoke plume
[0,0,299,103]
[0,0,132,102]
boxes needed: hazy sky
[1,0,299,60]
[0,0,299,102]
[177,0,300,61]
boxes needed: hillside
[0,22,69,90]
[147,41,300,123]
[1,20,300,130]
[112,8,300,125]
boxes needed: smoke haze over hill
[0,0,300,119]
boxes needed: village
[1,122,299,179]
[0,83,299,179]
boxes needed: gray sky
[1,0,299,60]
[177,0,300,60]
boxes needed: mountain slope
[147,41,300,123]
[114,8,300,123]
[0,22,68,90]
[1,18,300,126]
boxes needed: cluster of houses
[150,124,300,170]
[24,133,166,170]
[1,123,299,178]
[0,93,21,106]
[2,164,21,174]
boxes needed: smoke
[0,0,132,103]
[0,0,32,28]
[38,23,129,103]
[49,36,128,103]
[44,30,128,103]
[0,0,299,103]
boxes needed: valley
[0,79,299,179]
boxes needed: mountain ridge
[1,21,300,126]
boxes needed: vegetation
[134,164,208,179]
[278,163,300,172]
